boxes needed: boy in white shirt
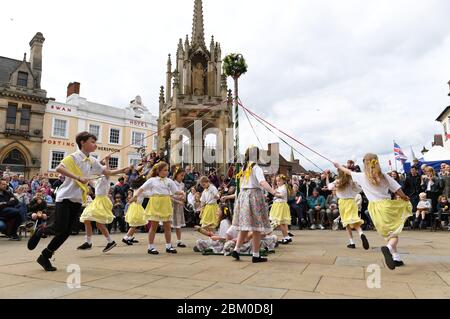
[28,132,129,271]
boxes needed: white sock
[253,252,260,258]
[234,247,240,253]
[148,244,155,250]
[123,235,129,240]
[105,236,113,244]
[357,229,364,236]
[349,238,355,245]
[85,235,92,244]
[284,236,291,240]
[386,244,394,254]
[165,243,172,249]
[176,240,182,244]
[392,253,401,261]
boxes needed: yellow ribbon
[61,155,89,204]
[370,159,378,168]
[236,161,255,184]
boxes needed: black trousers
[45,199,82,252]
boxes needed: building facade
[0,32,49,178]
[435,80,450,150]
[158,0,234,175]
[41,82,158,180]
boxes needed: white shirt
[273,185,288,203]
[140,177,179,196]
[95,176,111,196]
[350,172,401,202]
[218,219,231,238]
[56,150,105,204]
[226,225,239,239]
[241,165,266,189]
[328,181,362,199]
[201,184,219,205]
[187,192,196,207]
[417,200,431,210]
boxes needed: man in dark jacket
[300,175,316,198]
[402,166,422,212]
[0,179,24,240]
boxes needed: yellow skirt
[145,195,173,222]
[339,199,364,228]
[200,203,219,228]
[368,200,412,240]
[125,202,148,227]
[80,195,114,224]
[270,202,291,225]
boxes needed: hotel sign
[129,120,149,128]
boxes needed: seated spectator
[9,174,20,191]
[326,189,339,229]
[436,195,449,228]
[415,192,431,229]
[14,184,31,206]
[29,191,49,228]
[0,179,23,240]
[39,187,53,204]
[421,167,442,215]
[307,188,326,230]
[290,184,307,229]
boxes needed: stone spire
[290,147,295,162]
[191,0,205,47]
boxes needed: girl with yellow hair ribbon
[334,153,412,270]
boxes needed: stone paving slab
[0,229,449,299]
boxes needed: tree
[223,53,248,165]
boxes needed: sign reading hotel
[129,119,149,128]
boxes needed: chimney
[67,82,80,97]
[434,134,444,147]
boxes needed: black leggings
[45,199,81,252]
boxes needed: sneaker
[279,238,291,245]
[103,241,117,253]
[252,256,268,263]
[37,254,57,272]
[360,234,370,250]
[177,242,187,248]
[347,244,356,249]
[288,232,295,237]
[77,242,92,250]
[231,250,240,261]
[166,247,177,254]
[148,248,159,255]
[27,226,43,250]
[130,237,139,243]
[9,234,21,241]
[310,224,317,230]
[193,246,200,252]
[122,238,133,246]
[381,246,396,270]
[25,221,35,229]
[394,260,405,267]
[318,224,325,230]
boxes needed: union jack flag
[394,142,408,162]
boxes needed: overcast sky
[2,0,450,172]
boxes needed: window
[109,128,120,144]
[17,72,28,87]
[108,157,119,169]
[153,136,158,150]
[20,105,31,130]
[132,131,145,147]
[53,118,67,138]
[50,151,65,170]
[129,157,140,167]
[6,104,17,128]
[89,124,100,139]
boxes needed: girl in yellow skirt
[334,153,412,270]
[129,162,184,255]
[199,176,220,230]
[78,157,129,253]
[327,170,370,250]
[269,174,293,245]
[122,189,148,246]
